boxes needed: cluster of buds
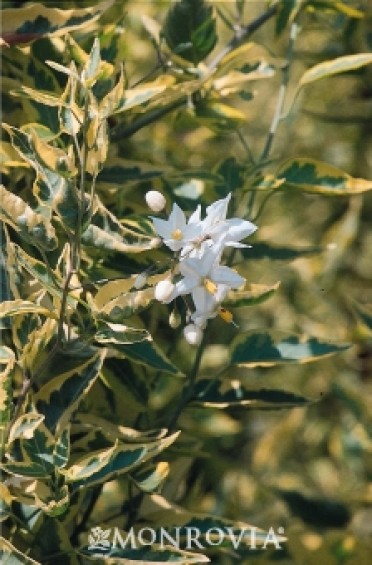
[146,190,257,345]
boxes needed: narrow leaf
[192,379,311,409]
[231,331,349,367]
[299,53,372,87]
[276,158,372,195]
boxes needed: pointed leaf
[0,184,57,250]
[113,339,183,376]
[225,282,280,307]
[0,299,53,319]
[299,53,372,87]
[34,349,105,434]
[1,0,114,45]
[95,320,149,345]
[163,0,217,64]
[276,158,372,195]
[231,331,349,367]
[62,432,180,488]
[131,461,170,493]
[78,544,209,564]
[192,379,311,409]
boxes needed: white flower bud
[154,279,175,303]
[183,323,203,346]
[145,190,166,212]
[133,273,147,289]
[169,307,181,329]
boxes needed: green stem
[167,326,209,432]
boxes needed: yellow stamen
[171,228,183,240]
[204,278,218,294]
[219,308,233,324]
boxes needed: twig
[110,3,278,141]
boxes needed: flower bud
[184,323,203,346]
[145,190,166,212]
[154,279,175,303]
[169,307,181,329]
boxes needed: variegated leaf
[34,349,105,434]
[276,159,372,195]
[0,185,57,250]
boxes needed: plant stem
[259,21,298,163]
[110,4,278,141]
[167,327,209,432]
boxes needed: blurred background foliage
[1,1,372,564]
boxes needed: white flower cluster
[147,191,257,345]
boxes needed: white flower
[151,203,202,252]
[202,193,257,248]
[154,279,176,302]
[145,190,166,212]
[175,245,245,315]
[184,323,203,345]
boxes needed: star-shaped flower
[151,203,202,252]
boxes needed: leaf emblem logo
[87,526,112,550]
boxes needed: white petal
[151,217,172,239]
[211,266,245,288]
[169,203,186,230]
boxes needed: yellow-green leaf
[34,349,105,434]
[0,299,53,320]
[1,0,114,44]
[95,320,149,345]
[276,158,372,195]
[225,282,280,307]
[0,346,14,447]
[231,331,349,367]
[62,432,179,488]
[299,53,372,87]
[0,184,57,250]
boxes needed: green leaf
[82,199,158,253]
[275,0,297,35]
[1,0,114,45]
[0,537,41,564]
[34,349,105,434]
[194,101,246,133]
[0,299,54,320]
[96,161,163,184]
[0,346,14,449]
[225,282,280,307]
[242,241,322,261]
[352,301,372,332]
[278,489,351,528]
[78,544,209,564]
[95,320,149,345]
[299,53,372,87]
[163,0,217,64]
[131,461,169,493]
[231,331,349,367]
[113,339,183,376]
[53,426,70,468]
[192,379,311,409]
[276,158,372,195]
[4,415,56,478]
[62,432,179,488]
[0,184,57,250]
